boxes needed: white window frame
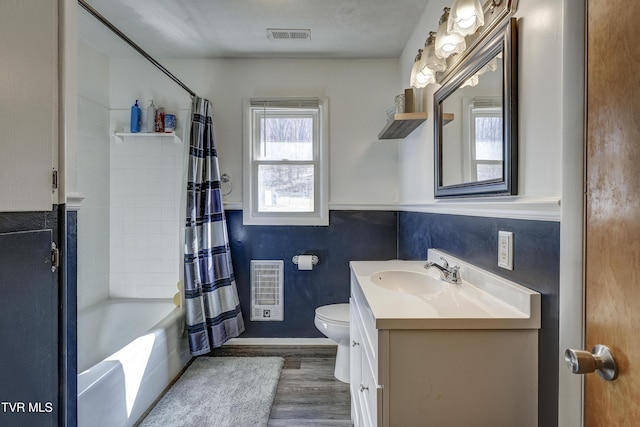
[469,106,503,181]
[243,98,329,226]
[461,96,503,183]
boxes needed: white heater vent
[250,260,284,321]
[472,96,502,109]
[267,28,311,40]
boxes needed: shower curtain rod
[78,0,197,98]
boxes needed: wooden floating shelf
[378,112,428,140]
[443,113,455,125]
[113,131,182,144]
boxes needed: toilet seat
[315,303,350,326]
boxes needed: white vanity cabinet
[349,252,541,427]
[350,277,382,427]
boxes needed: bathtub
[77,299,191,427]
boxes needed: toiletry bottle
[146,100,156,132]
[130,100,141,133]
[155,107,165,133]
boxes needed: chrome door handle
[564,344,618,381]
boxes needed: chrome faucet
[424,257,462,284]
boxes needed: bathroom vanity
[349,249,540,427]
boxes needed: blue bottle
[130,100,141,133]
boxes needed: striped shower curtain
[184,97,244,356]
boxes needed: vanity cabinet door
[351,281,381,427]
[359,350,377,427]
[352,308,377,427]
[350,297,363,426]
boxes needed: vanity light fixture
[448,0,485,36]
[410,0,514,89]
[460,56,498,88]
[410,49,436,89]
[418,66,436,87]
[460,74,479,88]
[489,0,505,13]
[435,7,466,59]
[409,49,423,88]
[423,32,447,73]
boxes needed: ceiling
[78,0,430,59]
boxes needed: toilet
[314,303,350,383]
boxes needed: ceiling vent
[267,28,311,41]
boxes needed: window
[243,98,329,225]
[466,97,503,182]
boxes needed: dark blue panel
[227,210,397,337]
[398,211,559,427]
[0,210,57,234]
[0,230,57,427]
[0,208,72,427]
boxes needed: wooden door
[585,0,640,424]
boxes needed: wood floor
[210,345,353,426]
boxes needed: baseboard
[224,337,335,346]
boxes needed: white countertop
[350,250,541,330]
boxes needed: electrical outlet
[498,231,513,270]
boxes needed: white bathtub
[77,299,191,427]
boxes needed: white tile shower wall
[77,96,111,310]
[109,110,186,298]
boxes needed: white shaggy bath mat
[138,356,283,427]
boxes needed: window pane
[474,116,503,160]
[258,164,314,212]
[260,117,313,160]
[476,163,502,181]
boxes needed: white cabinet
[350,276,382,427]
[349,256,539,427]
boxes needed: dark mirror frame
[434,18,518,198]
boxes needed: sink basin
[370,270,446,296]
[351,253,541,329]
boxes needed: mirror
[434,18,518,198]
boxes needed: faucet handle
[439,256,449,269]
[450,265,462,283]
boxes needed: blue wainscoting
[226,210,398,338]
[66,204,559,426]
[397,211,560,427]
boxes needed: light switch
[498,231,513,270]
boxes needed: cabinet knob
[359,384,369,393]
[352,340,360,347]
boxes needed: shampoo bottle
[130,100,141,133]
[146,100,156,132]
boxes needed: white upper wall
[109,57,401,209]
[397,0,565,220]
[79,0,572,220]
